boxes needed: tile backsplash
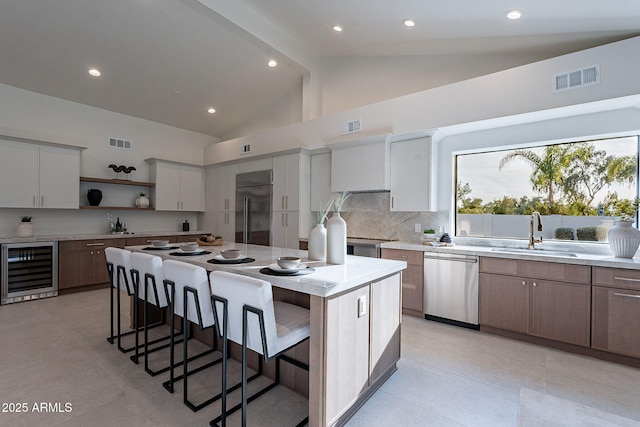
[338,192,449,242]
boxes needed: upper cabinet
[310,152,332,211]
[389,136,432,212]
[273,153,300,211]
[329,134,391,193]
[0,138,81,209]
[147,159,204,211]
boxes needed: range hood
[327,133,392,192]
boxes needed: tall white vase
[326,212,347,265]
[608,220,640,258]
[308,223,327,261]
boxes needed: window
[455,136,639,242]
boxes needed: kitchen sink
[491,248,578,257]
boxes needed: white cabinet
[272,211,299,249]
[329,134,390,192]
[389,136,431,211]
[310,152,333,211]
[273,153,300,210]
[0,139,80,209]
[148,159,204,211]
[216,164,237,241]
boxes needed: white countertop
[380,241,640,270]
[0,230,208,244]
[127,243,407,298]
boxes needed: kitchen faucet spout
[529,211,543,249]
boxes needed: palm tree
[499,145,573,212]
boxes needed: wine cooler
[1,242,58,305]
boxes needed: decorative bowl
[220,249,242,259]
[276,256,301,269]
[180,242,199,252]
[150,240,169,247]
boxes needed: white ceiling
[1,0,639,138]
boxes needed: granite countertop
[127,243,406,298]
[0,230,209,244]
[380,241,640,270]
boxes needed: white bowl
[220,249,242,259]
[180,242,199,252]
[276,256,301,269]
[150,239,169,247]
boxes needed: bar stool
[162,259,224,412]
[105,247,138,353]
[209,271,310,427]
[129,252,179,375]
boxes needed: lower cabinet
[381,248,423,317]
[592,267,640,358]
[479,257,591,347]
[58,239,124,291]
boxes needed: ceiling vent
[553,64,600,93]
[240,144,251,154]
[108,137,131,150]
[341,119,362,136]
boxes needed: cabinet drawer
[125,235,177,246]
[59,238,124,252]
[593,267,640,291]
[381,248,423,266]
[401,264,423,313]
[480,257,590,284]
[592,285,640,358]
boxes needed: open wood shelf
[80,176,155,187]
[79,206,154,210]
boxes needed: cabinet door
[310,152,332,211]
[154,162,181,210]
[272,211,299,249]
[217,164,237,211]
[179,165,204,211]
[479,273,529,333]
[390,137,431,212]
[0,140,39,207]
[402,264,423,313]
[273,154,300,210]
[370,274,401,383]
[530,279,590,346]
[39,145,80,209]
[217,211,235,242]
[592,286,640,358]
[58,249,95,289]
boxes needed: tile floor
[1,289,640,426]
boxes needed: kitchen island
[127,243,406,427]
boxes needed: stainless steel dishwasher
[423,252,479,328]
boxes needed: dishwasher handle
[424,254,478,263]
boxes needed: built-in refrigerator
[235,170,272,246]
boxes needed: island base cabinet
[310,273,401,427]
[58,239,124,292]
[592,286,640,358]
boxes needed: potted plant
[18,216,34,237]
[135,192,150,208]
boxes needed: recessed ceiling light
[505,10,523,20]
[403,19,416,27]
[267,59,278,68]
[207,108,216,114]
[333,25,343,32]
[88,68,101,77]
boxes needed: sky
[457,136,638,206]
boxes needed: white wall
[0,83,218,236]
[205,37,640,165]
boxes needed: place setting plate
[169,249,212,256]
[207,254,255,264]
[143,245,179,250]
[260,262,315,276]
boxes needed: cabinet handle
[90,251,94,255]
[181,201,184,210]
[41,195,44,206]
[613,276,640,283]
[391,196,394,209]
[281,195,285,210]
[532,282,538,287]
[521,280,527,286]
[285,195,289,209]
[33,195,36,207]
[285,212,289,227]
[86,243,105,246]
[614,292,640,299]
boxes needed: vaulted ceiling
[1,0,639,138]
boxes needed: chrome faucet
[529,211,543,249]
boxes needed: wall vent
[341,119,362,136]
[108,137,132,150]
[240,143,251,154]
[553,64,600,93]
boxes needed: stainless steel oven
[346,237,397,258]
[1,242,58,304]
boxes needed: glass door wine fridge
[1,242,58,304]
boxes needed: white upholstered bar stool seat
[162,259,222,412]
[209,271,310,426]
[129,252,172,374]
[105,247,138,353]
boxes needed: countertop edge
[0,231,210,244]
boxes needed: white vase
[308,223,327,261]
[326,212,347,265]
[608,220,640,258]
[17,222,34,238]
[135,195,150,208]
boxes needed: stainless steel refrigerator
[235,170,272,246]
